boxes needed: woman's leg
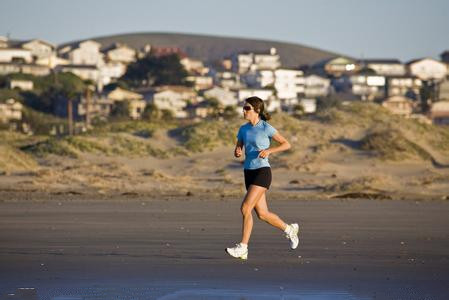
[255,192,287,231]
[240,185,266,245]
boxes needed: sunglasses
[243,106,253,111]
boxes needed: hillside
[60,32,341,67]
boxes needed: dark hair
[245,96,271,121]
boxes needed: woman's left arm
[259,132,291,158]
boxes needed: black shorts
[244,167,272,190]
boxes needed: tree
[121,54,190,88]
[142,103,161,121]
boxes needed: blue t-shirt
[237,120,277,170]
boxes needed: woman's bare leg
[240,185,266,245]
[255,192,287,231]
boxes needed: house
[215,71,242,89]
[35,55,70,68]
[102,43,137,64]
[150,89,189,118]
[303,74,331,98]
[381,96,415,117]
[181,57,208,75]
[438,80,449,101]
[407,58,447,81]
[242,68,305,100]
[429,101,449,125]
[350,68,386,101]
[0,36,8,48]
[77,95,113,121]
[0,47,33,63]
[237,88,275,103]
[0,98,23,123]
[9,79,34,91]
[203,86,238,107]
[273,69,305,100]
[232,48,281,74]
[185,75,214,90]
[386,76,422,98]
[0,62,50,76]
[99,62,127,85]
[359,59,406,76]
[312,56,360,77]
[56,64,101,88]
[299,98,317,114]
[59,40,104,66]
[19,39,55,61]
[105,87,146,120]
[186,101,215,119]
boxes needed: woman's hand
[258,148,271,158]
[234,146,243,158]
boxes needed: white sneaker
[286,223,300,249]
[226,243,248,260]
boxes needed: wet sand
[1,195,449,299]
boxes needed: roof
[19,39,55,49]
[354,67,377,75]
[360,59,402,64]
[406,57,444,65]
[101,42,135,53]
[59,64,98,70]
[156,85,195,93]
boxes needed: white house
[20,39,55,61]
[61,40,104,66]
[0,62,50,76]
[274,69,305,100]
[186,75,214,90]
[242,68,305,100]
[215,71,242,89]
[203,86,238,107]
[0,98,23,123]
[299,98,317,114]
[407,58,447,81]
[56,64,102,89]
[386,76,422,98]
[35,55,70,68]
[233,48,281,74]
[102,43,136,64]
[100,62,127,85]
[0,48,33,63]
[150,90,188,118]
[350,69,386,100]
[304,74,331,98]
[9,79,34,91]
[360,59,406,76]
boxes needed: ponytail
[245,96,271,121]
[259,110,271,121]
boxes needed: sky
[1,0,448,62]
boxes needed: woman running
[226,96,299,260]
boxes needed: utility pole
[85,86,91,129]
[68,98,73,135]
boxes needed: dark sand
[1,195,449,299]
